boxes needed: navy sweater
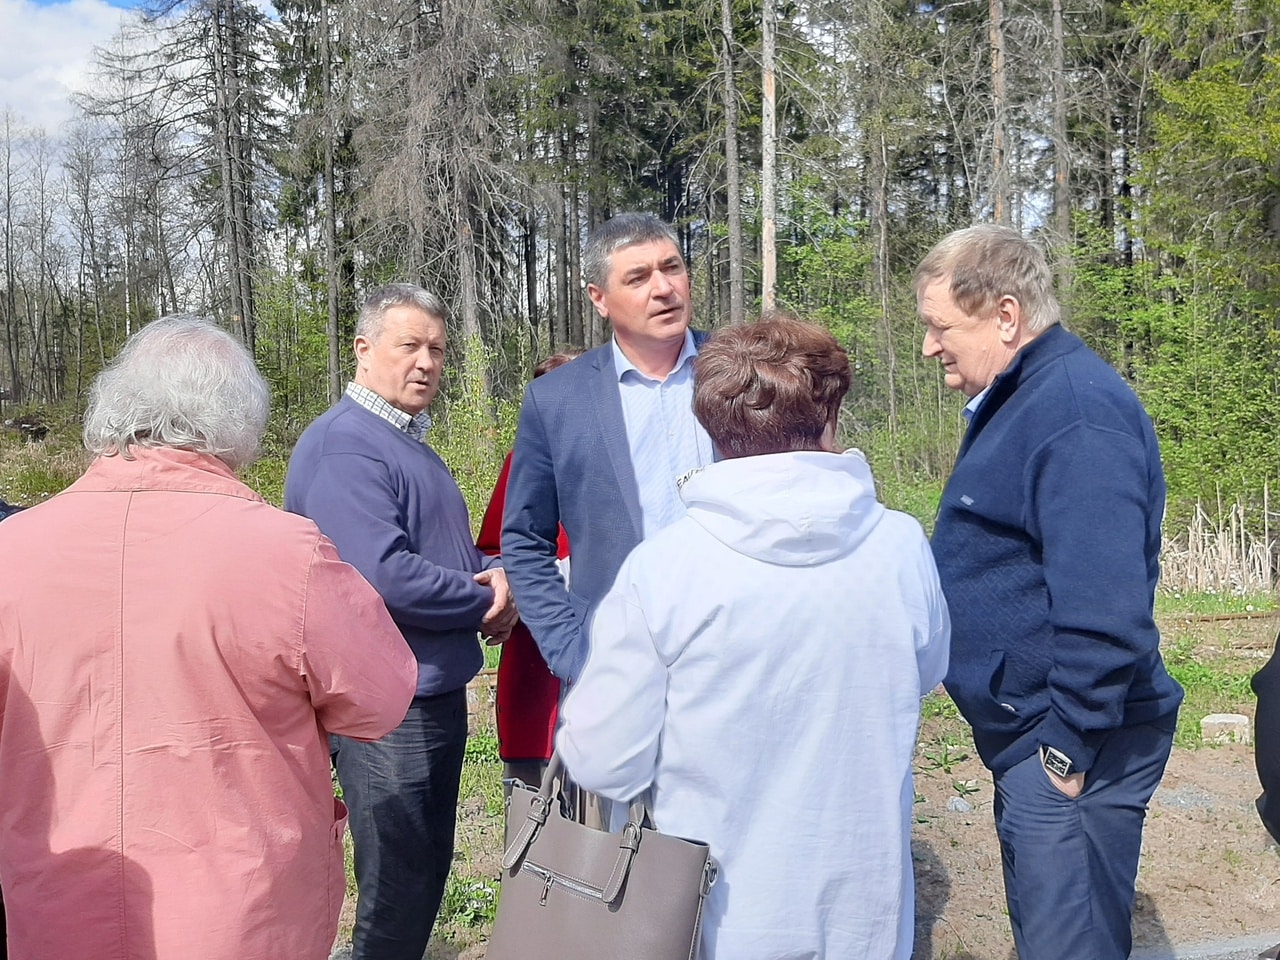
[285,398,493,697]
[931,325,1183,775]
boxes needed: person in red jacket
[478,350,581,788]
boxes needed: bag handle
[500,752,566,869]
[500,751,653,903]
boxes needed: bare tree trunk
[870,123,899,454]
[720,0,744,324]
[761,0,777,312]
[212,0,256,350]
[524,211,539,350]
[1,115,22,404]
[568,179,584,347]
[989,0,1009,225]
[553,182,569,350]
[322,0,342,403]
[1051,0,1072,303]
[456,187,482,345]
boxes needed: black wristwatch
[1041,746,1074,777]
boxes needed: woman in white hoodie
[557,315,951,960]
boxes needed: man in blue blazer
[501,213,714,685]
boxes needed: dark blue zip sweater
[285,398,494,697]
[931,324,1183,774]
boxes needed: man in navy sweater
[917,225,1183,960]
[286,284,517,960]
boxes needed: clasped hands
[474,567,518,645]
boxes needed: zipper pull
[539,870,554,906]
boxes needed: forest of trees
[0,0,1277,538]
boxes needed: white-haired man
[918,225,1184,960]
[0,315,417,960]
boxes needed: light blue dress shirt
[962,385,991,422]
[611,330,716,540]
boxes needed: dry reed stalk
[1161,495,1277,596]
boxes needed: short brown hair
[533,350,583,378]
[693,315,851,459]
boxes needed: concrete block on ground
[1200,713,1252,745]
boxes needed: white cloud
[0,0,134,135]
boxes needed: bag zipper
[520,861,606,903]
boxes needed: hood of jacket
[678,448,885,566]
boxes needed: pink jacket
[0,448,418,960]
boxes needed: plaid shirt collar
[345,382,433,441]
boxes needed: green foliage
[1,453,81,503]
[464,730,501,764]
[440,875,498,929]
[864,467,944,531]
[920,692,961,723]
[1134,0,1280,249]
[1124,268,1279,513]
[434,717,506,941]
[1111,0,1280,524]
[777,184,879,365]
[240,441,290,509]
[253,270,334,438]
[1067,218,1280,521]
[433,336,521,527]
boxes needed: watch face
[1043,747,1072,777]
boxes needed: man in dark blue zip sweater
[286,284,517,960]
[917,225,1183,960]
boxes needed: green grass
[434,716,506,944]
[1155,589,1276,616]
[0,418,87,505]
[1158,629,1262,748]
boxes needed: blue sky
[0,0,137,134]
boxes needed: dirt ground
[335,614,1280,960]
[913,613,1280,959]
[911,734,1280,959]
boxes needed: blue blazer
[501,334,708,682]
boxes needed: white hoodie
[558,448,950,960]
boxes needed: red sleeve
[477,452,513,557]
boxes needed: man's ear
[586,283,609,319]
[353,335,370,370]
[995,295,1024,345]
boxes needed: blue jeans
[992,720,1175,960]
[332,688,468,960]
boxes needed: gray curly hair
[83,315,269,470]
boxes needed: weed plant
[0,411,87,505]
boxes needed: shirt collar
[611,328,698,382]
[962,385,991,421]
[345,382,433,440]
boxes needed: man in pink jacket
[0,316,418,960]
